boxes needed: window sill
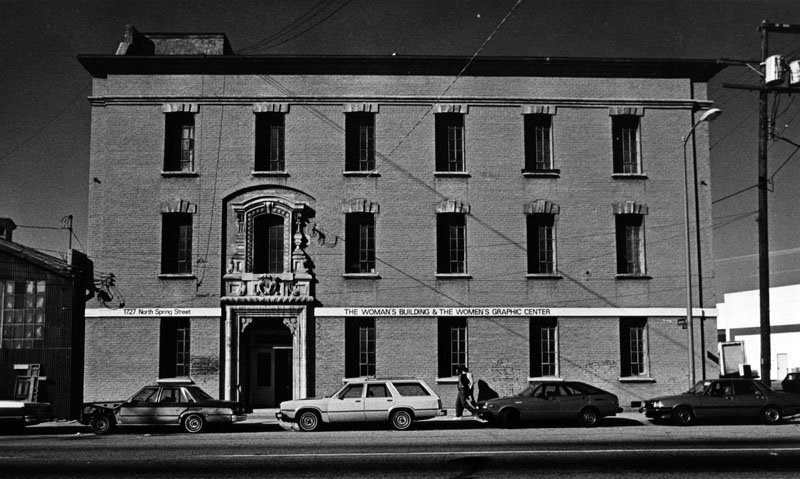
[615,274,652,280]
[158,274,196,280]
[343,171,380,177]
[252,170,289,177]
[435,273,472,279]
[522,169,560,178]
[436,377,459,384]
[343,273,381,279]
[434,172,470,178]
[525,274,562,280]
[611,173,648,180]
[619,376,656,383]
[528,376,564,382]
[161,171,199,177]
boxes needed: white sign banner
[86,308,221,318]
[315,307,717,317]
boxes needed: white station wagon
[277,377,446,431]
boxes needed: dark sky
[2,0,800,301]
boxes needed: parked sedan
[782,372,800,393]
[79,378,246,434]
[640,378,800,426]
[0,400,54,431]
[277,377,445,431]
[477,380,622,427]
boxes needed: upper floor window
[161,213,192,274]
[1,280,45,349]
[620,317,648,377]
[345,317,376,377]
[437,317,467,377]
[612,115,641,174]
[255,113,285,172]
[437,213,467,274]
[345,213,376,274]
[345,113,375,172]
[435,113,465,172]
[252,213,284,274]
[616,214,645,275]
[527,213,556,275]
[524,114,553,172]
[164,112,195,172]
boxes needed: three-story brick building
[79,25,724,410]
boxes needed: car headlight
[652,401,664,409]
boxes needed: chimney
[0,218,17,242]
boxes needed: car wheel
[672,406,695,426]
[297,410,321,432]
[183,413,205,433]
[500,409,520,428]
[579,407,600,427]
[90,415,112,435]
[390,410,413,431]
[761,406,783,425]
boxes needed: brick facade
[80,27,723,410]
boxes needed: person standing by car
[454,366,476,419]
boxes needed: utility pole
[724,20,800,387]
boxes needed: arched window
[252,213,284,274]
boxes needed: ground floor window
[437,317,467,377]
[160,317,190,378]
[530,317,558,377]
[345,317,375,377]
[620,317,648,377]
[0,280,45,349]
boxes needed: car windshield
[686,381,712,394]
[516,384,539,397]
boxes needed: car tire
[500,409,520,429]
[761,406,783,425]
[297,410,321,432]
[390,410,413,431]
[579,407,600,427]
[90,415,112,435]
[672,406,695,426]
[183,413,205,433]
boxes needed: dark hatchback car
[477,380,622,427]
[782,372,800,393]
[640,378,800,426]
[80,378,246,434]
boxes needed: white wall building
[717,284,800,380]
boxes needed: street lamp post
[682,107,721,387]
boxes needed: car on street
[276,377,446,431]
[79,378,247,434]
[781,372,800,393]
[0,400,54,431]
[476,380,622,427]
[640,377,800,426]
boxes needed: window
[366,384,390,398]
[527,214,556,274]
[438,317,467,377]
[620,317,648,377]
[345,318,376,377]
[345,113,375,171]
[160,317,190,378]
[252,214,284,274]
[530,318,558,377]
[345,213,376,274]
[255,113,285,172]
[393,382,431,396]
[164,112,195,172]
[131,387,160,403]
[615,214,645,275]
[161,213,193,274]
[612,115,641,174]
[437,213,466,274]
[339,384,364,399]
[524,114,553,171]
[0,280,45,349]
[435,113,465,172]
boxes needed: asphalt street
[3,413,800,478]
